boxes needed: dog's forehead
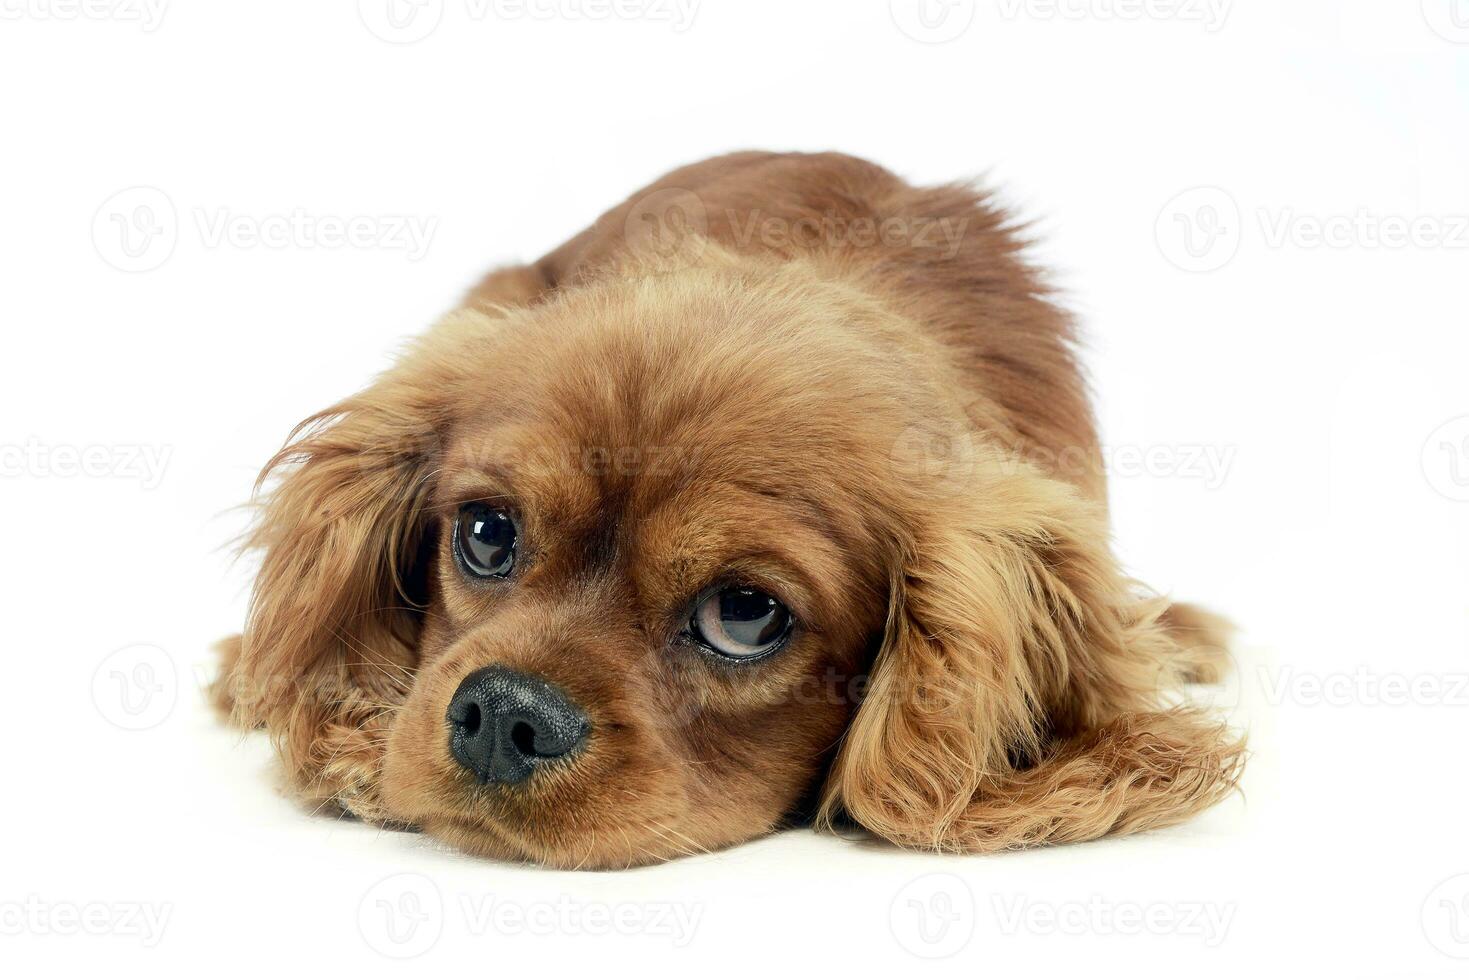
[448,297,875,495]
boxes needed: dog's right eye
[688,586,793,661]
[454,504,517,578]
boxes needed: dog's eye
[690,586,793,660]
[455,503,517,578]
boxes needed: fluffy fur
[215,151,1244,867]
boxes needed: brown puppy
[215,151,1244,868]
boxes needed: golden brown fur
[215,151,1244,867]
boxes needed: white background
[2,0,1466,975]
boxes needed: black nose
[446,666,590,784]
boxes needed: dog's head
[225,248,1242,868]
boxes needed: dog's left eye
[689,586,793,660]
[455,503,517,578]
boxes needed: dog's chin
[386,786,705,870]
[378,726,703,869]
[415,812,703,870]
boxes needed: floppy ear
[215,308,506,820]
[818,454,1245,851]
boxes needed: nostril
[460,702,482,738]
[510,720,538,758]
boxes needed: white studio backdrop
[1,1,1466,977]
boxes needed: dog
[215,151,1245,868]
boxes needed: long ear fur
[818,453,1245,851]
[215,308,505,820]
